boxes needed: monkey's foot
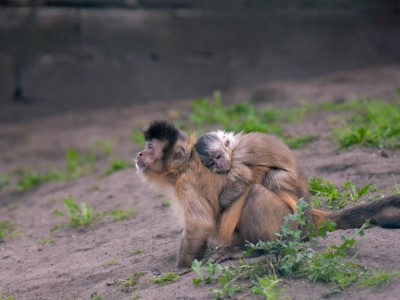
[210,246,242,264]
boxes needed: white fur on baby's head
[213,130,240,148]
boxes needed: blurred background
[1,0,400,123]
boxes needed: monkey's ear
[173,145,187,161]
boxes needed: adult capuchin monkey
[136,120,400,268]
[195,130,310,242]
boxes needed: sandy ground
[1,65,400,299]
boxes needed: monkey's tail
[311,194,400,230]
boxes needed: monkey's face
[135,139,165,174]
[136,138,191,176]
[195,133,232,173]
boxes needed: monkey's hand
[210,246,242,264]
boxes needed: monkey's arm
[176,185,217,268]
[219,163,253,209]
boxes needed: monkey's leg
[239,185,292,244]
[177,229,209,268]
[176,191,217,268]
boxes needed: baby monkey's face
[195,131,234,173]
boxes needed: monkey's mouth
[214,162,230,173]
[135,159,146,172]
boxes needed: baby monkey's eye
[215,152,222,160]
[225,140,230,147]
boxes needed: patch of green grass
[89,139,113,156]
[131,129,145,148]
[333,99,400,149]
[121,271,145,293]
[162,199,171,207]
[0,174,10,190]
[153,272,180,285]
[309,177,375,209]
[192,199,378,299]
[130,248,144,255]
[251,275,286,300]
[9,140,117,192]
[188,91,316,149]
[0,220,13,240]
[103,159,132,176]
[65,148,97,180]
[53,195,96,228]
[37,237,55,245]
[102,209,136,222]
[53,195,136,229]
[15,167,63,191]
[358,271,400,287]
[90,292,103,300]
[105,257,118,267]
[392,175,400,195]
[286,135,316,149]
[0,293,14,300]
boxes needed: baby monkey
[195,130,309,214]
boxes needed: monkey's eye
[145,142,153,151]
[215,152,222,160]
[225,140,230,147]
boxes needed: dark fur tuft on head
[195,133,219,166]
[144,120,180,144]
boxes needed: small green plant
[53,196,135,229]
[333,99,400,149]
[103,159,132,176]
[89,139,113,156]
[15,167,63,191]
[0,221,13,240]
[131,129,145,148]
[53,196,96,228]
[0,294,14,300]
[65,148,96,179]
[391,175,400,195]
[162,199,171,207]
[102,209,136,222]
[188,91,315,149]
[153,272,180,285]
[90,292,103,300]
[121,271,145,293]
[285,135,316,149]
[251,275,286,300]
[0,174,10,190]
[130,248,143,255]
[309,177,375,209]
[305,235,365,290]
[192,199,378,299]
[37,237,55,245]
[105,257,118,266]
[358,270,400,287]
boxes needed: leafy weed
[309,177,375,209]
[333,98,400,149]
[53,196,96,228]
[358,270,400,288]
[121,272,146,293]
[0,221,13,241]
[153,272,180,285]
[105,257,118,267]
[192,199,380,299]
